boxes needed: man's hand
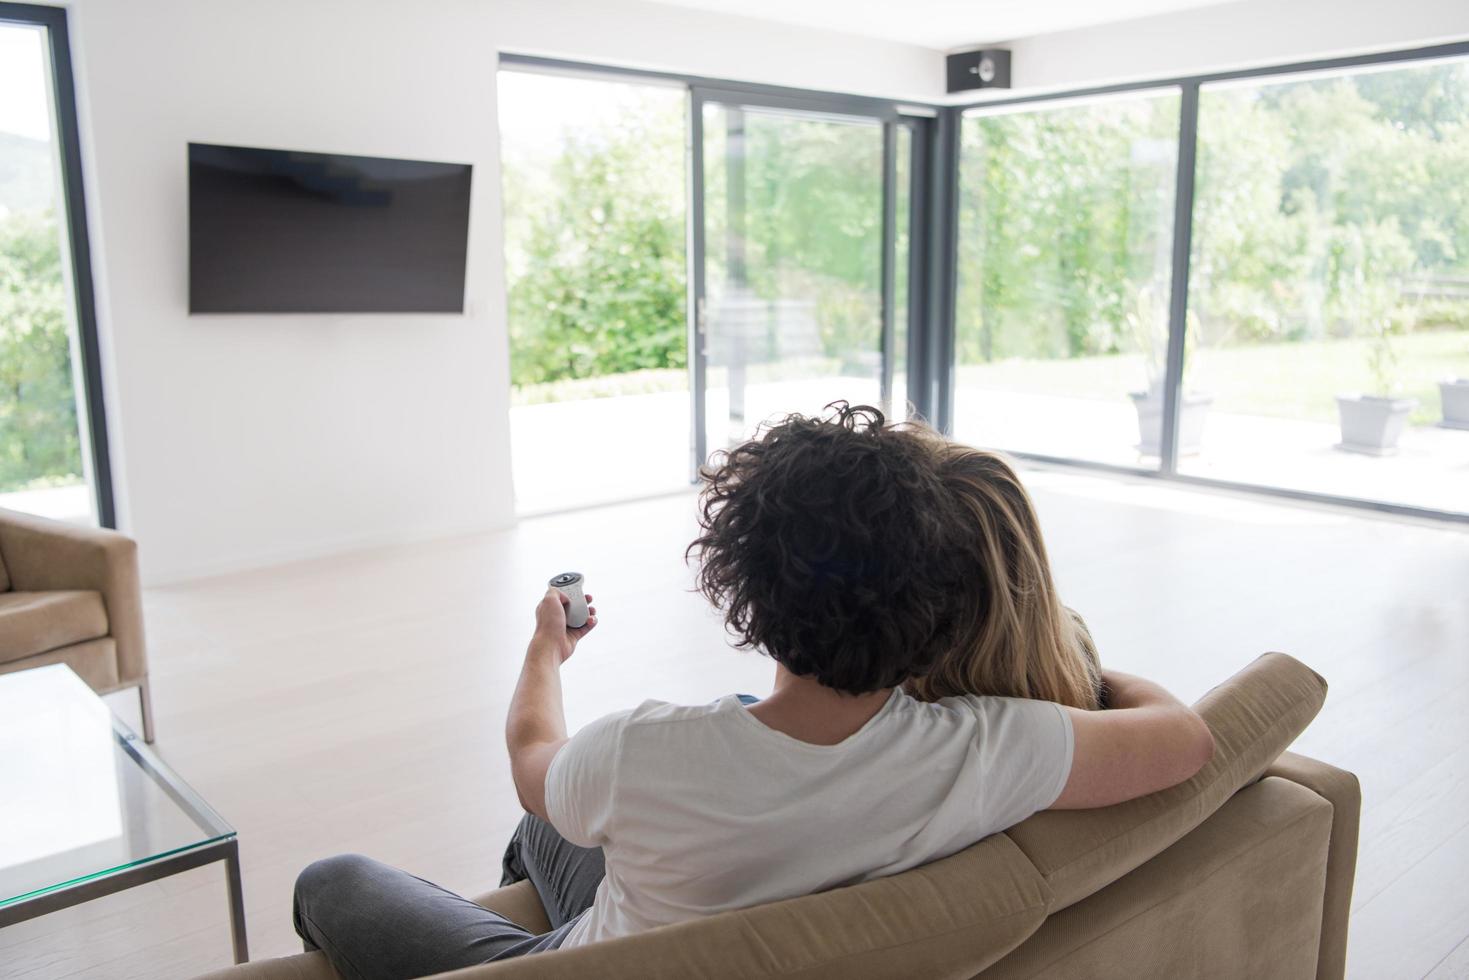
[532,588,598,662]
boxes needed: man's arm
[506,589,597,821]
[1051,670,1215,810]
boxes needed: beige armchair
[200,653,1357,980]
[0,507,152,741]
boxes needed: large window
[498,71,690,514]
[0,9,105,525]
[498,63,921,514]
[501,45,1469,523]
[700,103,886,452]
[952,47,1469,520]
[954,92,1180,468]
[1181,57,1469,513]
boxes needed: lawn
[956,330,1469,426]
[512,331,1469,427]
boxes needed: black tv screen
[188,143,472,313]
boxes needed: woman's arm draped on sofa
[1051,670,1215,810]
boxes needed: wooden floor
[2,468,1467,979]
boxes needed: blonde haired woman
[906,444,1105,711]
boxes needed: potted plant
[1131,385,1213,457]
[1440,375,1469,429]
[1126,287,1212,456]
[1336,312,1417,455]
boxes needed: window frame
[0,2,114,527]
[946,40,1469,524]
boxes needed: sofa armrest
[0,508,148,686]
[1264,751,1360,980]
[1003,652,1329,911]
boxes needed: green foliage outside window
[504,96,687,387]
[503,93,887,390]
[959,95,1181,367]
[725,114,881,369]
[0,209,83,493]
[954,61,1469,386]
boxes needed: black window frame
[0,2,114,527]
[944,39,1469,525]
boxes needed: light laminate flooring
[2,468,1466,979]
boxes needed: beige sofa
[0,507,152,741]
[201,653,1356,980]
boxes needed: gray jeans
[293,814,605,980]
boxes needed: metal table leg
[224,839,249,963]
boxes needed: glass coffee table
[0,664,247,963]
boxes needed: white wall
[71,0,1467,583]
[63,0,942,584]
[995,0,1469,98]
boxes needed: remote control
[549,572,589,629]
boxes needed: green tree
[704,111,884,367]
[958,59,1469,376]
[958,95,1179,364]
[504,94,687,386]
[0,209,82,492]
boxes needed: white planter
[1440,378,1469,430]
[1336,395,1417,455]
[1130,390,1212,456]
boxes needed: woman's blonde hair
[906,445,1103,710]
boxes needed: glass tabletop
[0,665,235,908]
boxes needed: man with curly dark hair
[291,403,1213,979]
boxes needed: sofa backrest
[444,653,1328,980]
[463,831,1053,980]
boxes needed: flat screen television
[188,142,472,314]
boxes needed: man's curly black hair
[688,402,972,695]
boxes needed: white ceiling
[641,0,1242,50]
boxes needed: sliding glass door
[953,91,1181,469]
[0,9,107,525]
[497,70,690,513]
[949,45,1469,520]
[692,91,909,466]
[498,63,920,512]
[1180,56,1469,514]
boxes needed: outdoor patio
[512,379,1469,517]
[0,483,93,525]
[954,387,1469,515]
[9,384,1459,530]
[510,375,882,514]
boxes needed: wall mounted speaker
[947,49,1011,93]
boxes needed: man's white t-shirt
[544,688,1074,949]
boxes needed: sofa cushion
[0,590,109,663]
[0,545,9,592]
[1002,652,1327,912]
[478,879,553,936]
[0,637,120,691]
[193,954,337,980]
